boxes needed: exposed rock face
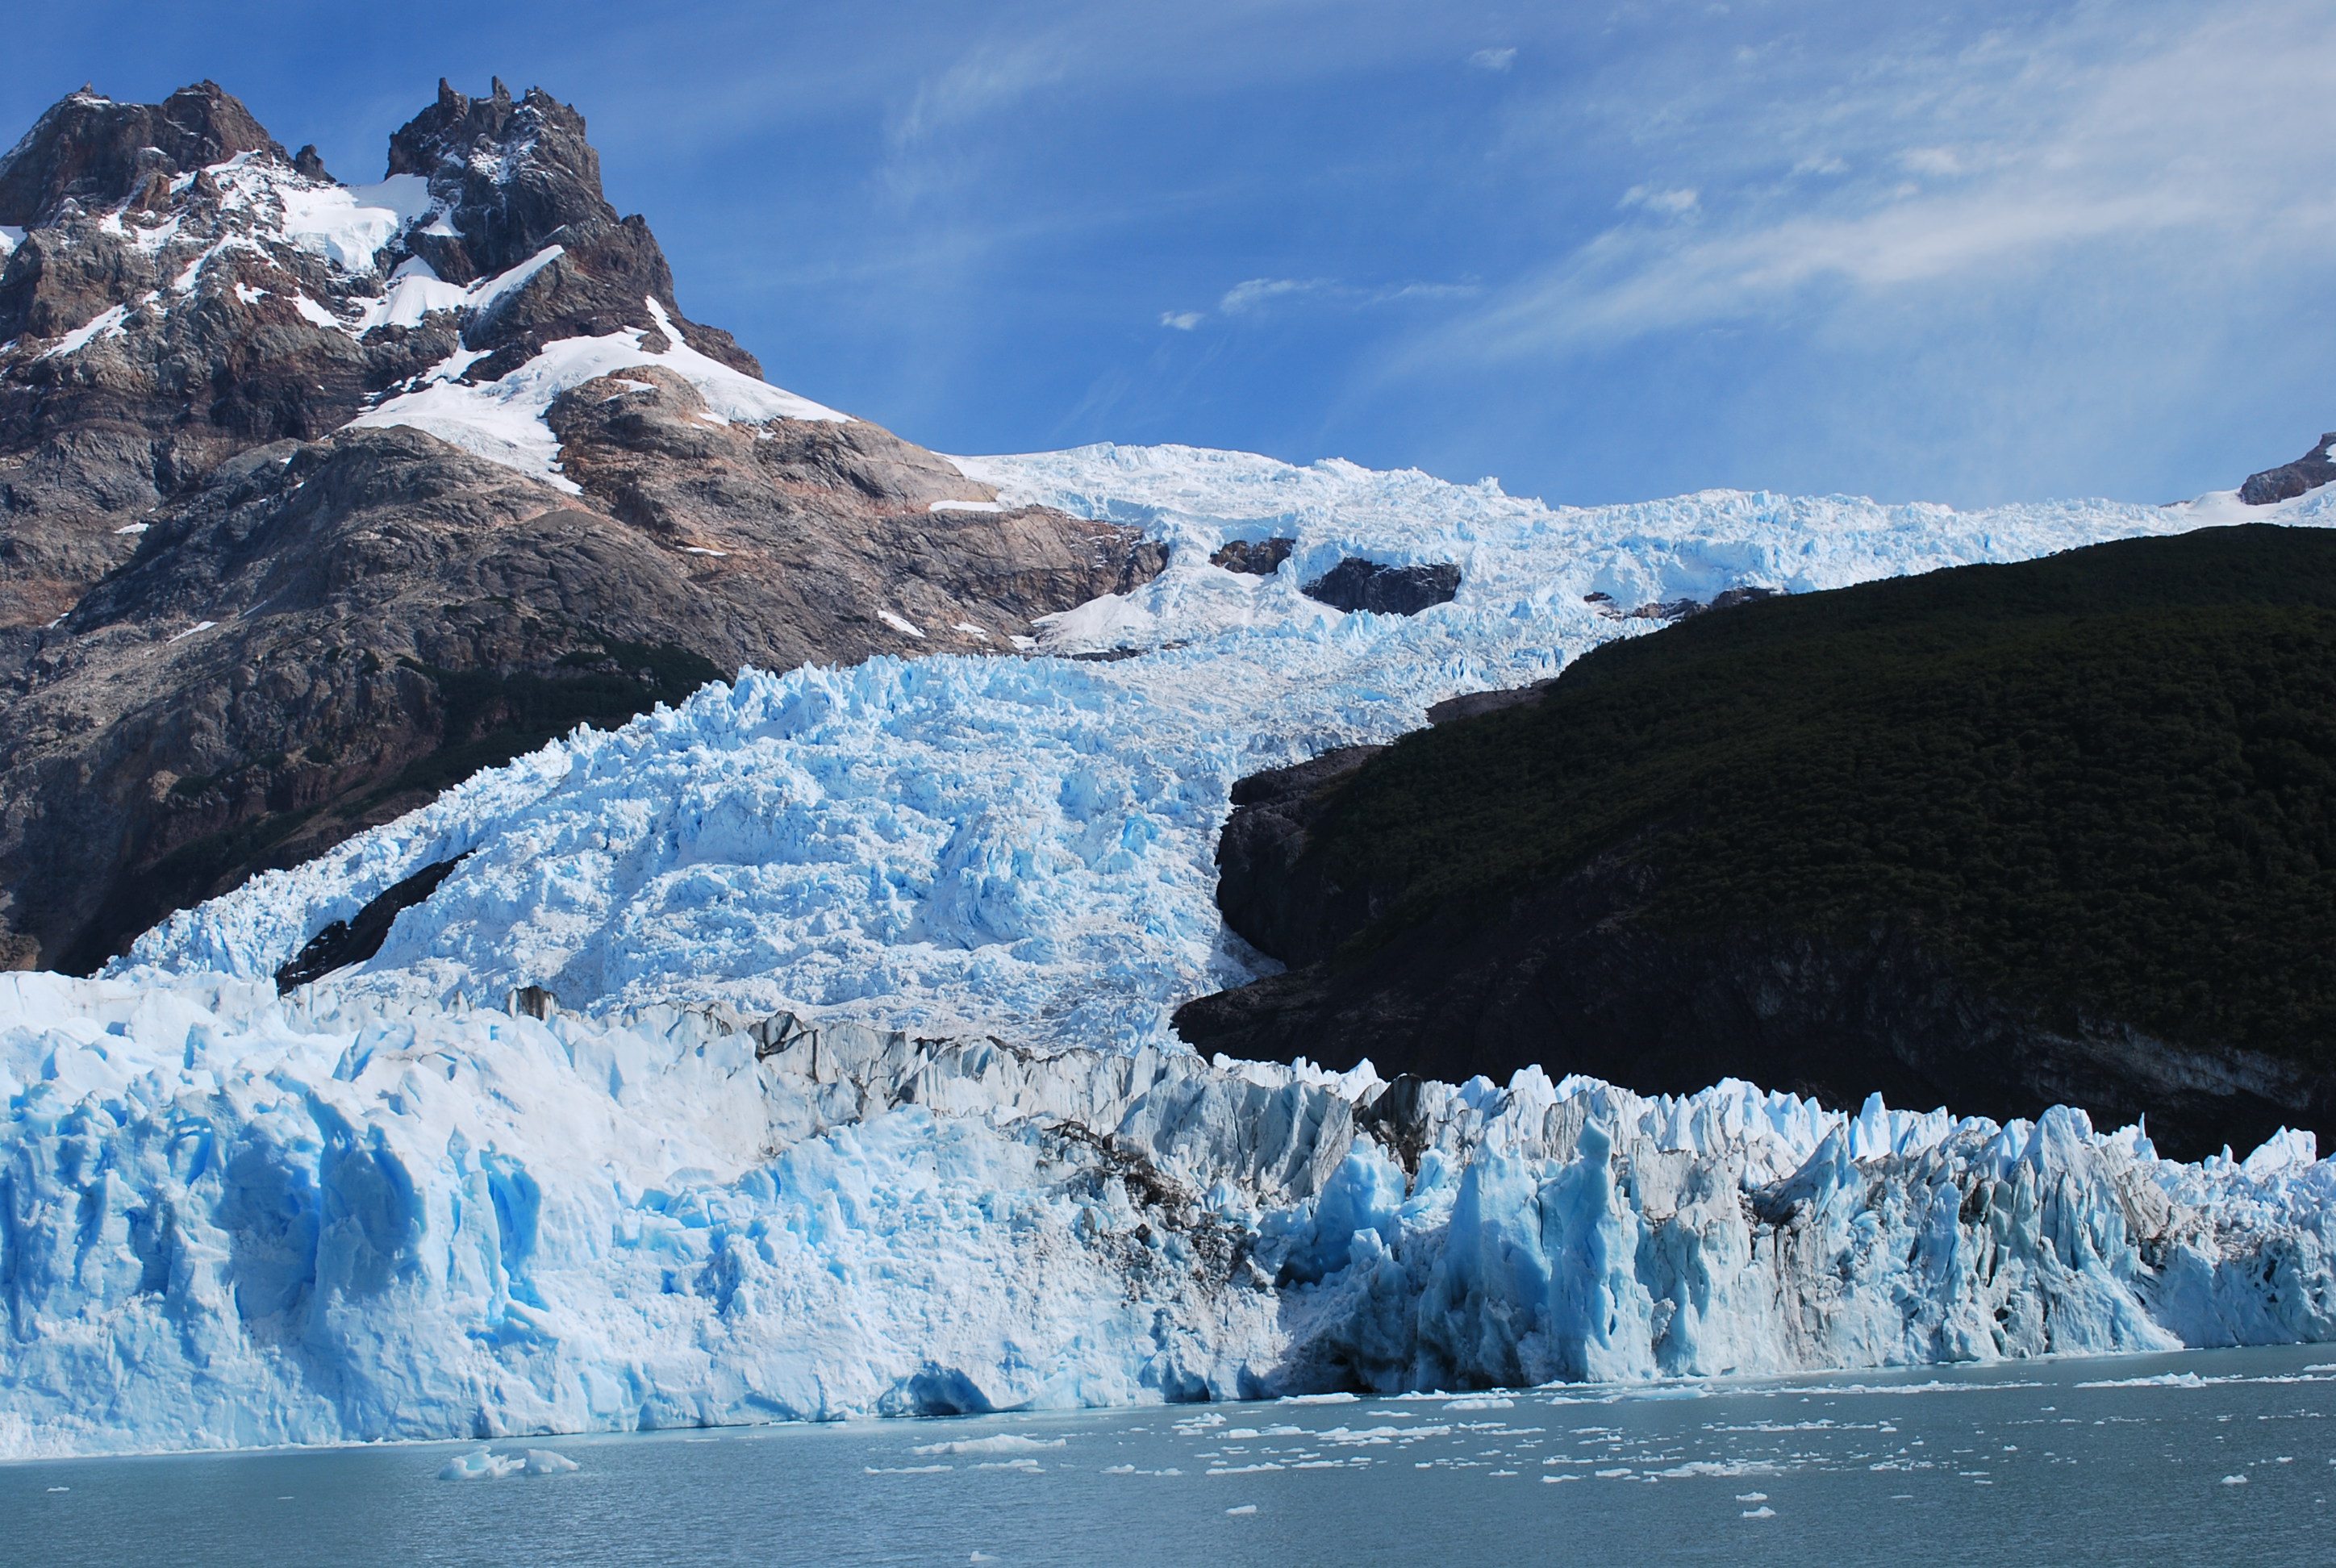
[1209,537,1292,575]
[0,82,282,226]
[2240,432,2336,506]
[1300,557,1459,615]
[1178,821,2325,1163]
[0,81,1163,972]
[1211,746,1387,969]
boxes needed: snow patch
[347,296,849,491]
[265,171,432,273]
[39,305,127,358]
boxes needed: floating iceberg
[3,974,2332,1458]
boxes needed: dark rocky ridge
[1300,558,1459,615]
[1209,537,1292,576]
[0,81,1163,971]
[2241,432,2336,507]
[0,82,283,227]
[1178,523,2336,1161]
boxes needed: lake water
[9,1345,2332,1566]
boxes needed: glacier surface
[123,445,2336,1049]
[3,973,2332,1459]
[23,442,2336,1456]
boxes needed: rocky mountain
[1174,523,2336,1161]
[2241,431,2336,507]
[0,79,1162,974]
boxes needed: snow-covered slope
[3,971,2329,1458]
[124,445,2336,1051]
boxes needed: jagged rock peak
[2241,431,2336,507]
[382,76,617,281]
[0,81,285,227]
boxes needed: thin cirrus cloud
[1167,276,1479,327]
[1426,0,2336,364]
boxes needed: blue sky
[6,0,2331,507]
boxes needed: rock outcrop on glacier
[0,80,1160,974]
[1177,523,2336,1161]
[122,445,2336,1053]
[4,970,2331,1458]
[2241,431,2336,506]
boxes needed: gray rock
[2239,431,2336,506]
[1299,557,1459,615]
[1209,537,1292,575]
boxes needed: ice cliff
[3,971,2331,1458]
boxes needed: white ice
[2,973,2330,1460]
[126,444,2336,1053]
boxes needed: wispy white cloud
[1619,184,1699,215]
[1432,0,2336,360]
[1469,47,1516,72]
[1160,310,1204,330]
[1220,276,1323,313]
[1213,276,1480,319]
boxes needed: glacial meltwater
[10,1345,2331,1566]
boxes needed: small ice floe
[1442,1396,1514,1412]
[1224,1504,1258,1516]
[1543,1474,1582,1484]
[436,1447,579,1480]
[2221,1474,2249,1486]
[911,1435,1066,1457]
[1742,1505,1777,1519]
[46,1487,68,1493]
[866,1464,953,1474]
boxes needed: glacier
[10,442,2334,1456]
[2,970,2331,1459]
[122,446,2336,1049]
